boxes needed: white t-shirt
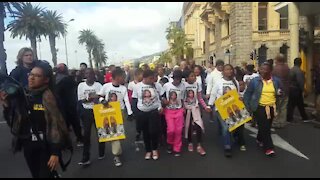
[183,81,202,108]
[243,73,259,85]
[128,81,139,91]
[77,82,102,109]
[98,83,133,115]
[208,78,239,106]
[132,82,162,112]
[163,82,185,109]
[206,68,223,95]
[154,82,164,96]
[196,76,202,88]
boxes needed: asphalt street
[0,108,320,178]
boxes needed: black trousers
[233,125,245,146]
[287,88,308,121]
[82,109,105,160]
[65,107,83,141]
[135,112,142,141]
[254,106,274,150]
[160,114,167,144]
[187,115,202,144]
[136,109,161,152]
[23,140,58,178]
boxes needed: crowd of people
[0,47,315,178]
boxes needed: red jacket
[104,72,112,83]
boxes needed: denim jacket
[243,76,282,113]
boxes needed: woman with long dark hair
[1,61,72,178]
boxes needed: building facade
[183,2,294,67]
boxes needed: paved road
[0,110,320,178]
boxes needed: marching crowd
[0,47,314,178]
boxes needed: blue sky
[4,2,183,72]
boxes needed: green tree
[78,29,97,68]
[7,2,46,60]
[0,2,22,74]
[158,51,172,65]
[166,25,189,64]
[42,10,66,66]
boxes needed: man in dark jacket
[287,58,310,123]
[55,63,83,146]
[272,54,290,128]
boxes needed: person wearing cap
[162,70,186,157]
[55,63,84,147]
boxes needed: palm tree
[0,2,22,74]
[166,25,188,63]
[7,2,46,60]
[92,39,107,69]
[78,29,97,68]
[42,10,66,66]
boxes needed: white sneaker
[114,156,122,167]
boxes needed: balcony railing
[221,35,231,47]
[252,30,290,41]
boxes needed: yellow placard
[93,102,126,142]
[215,90,252,132]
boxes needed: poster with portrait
[93,102,126,142]
[215,90,252,132]
[168,90,182,109]
[141,86,157,107]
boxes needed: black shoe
[224,149,232,158]
[167,146,173,154]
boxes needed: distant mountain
[131,51,165,64]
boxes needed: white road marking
[245,124,310,160]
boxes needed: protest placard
[93,102,126,142]
[215,90,252,132]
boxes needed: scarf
[29,86,72,151]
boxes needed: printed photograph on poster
[215,90,252,132]
[93,102,126,142]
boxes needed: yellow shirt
[259,79,276,106]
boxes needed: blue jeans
[216,111,232,149]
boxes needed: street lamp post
[64,18,75,66]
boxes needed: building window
[258,44,268,65]
[280,44,289,61]
[203,41,206,54]
[258,2,268,31]
[280,6,288,30]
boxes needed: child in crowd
[127,68,144,147]
[208,64,241,158]
[132,70,163,160]
[183,70,211,156]
[77,68,103,166]
[233,80,246,151]
[162,70,186,157]
[98,68,133,167]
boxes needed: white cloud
[4,2,183,72]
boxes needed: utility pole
[64,18,75,66]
